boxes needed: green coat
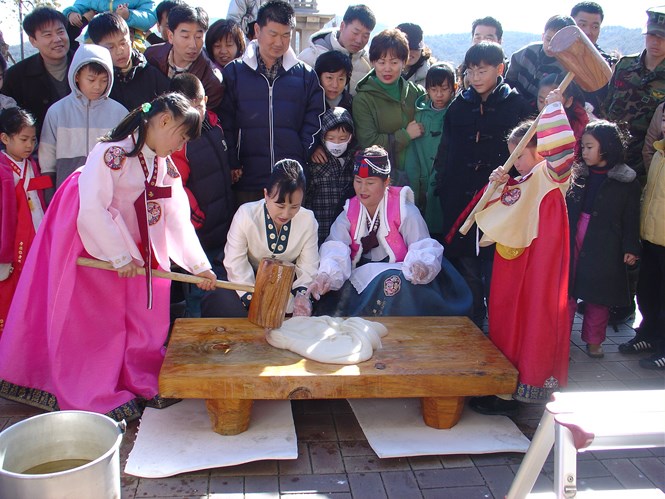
[352,70,426,181]
[405,93,447,235]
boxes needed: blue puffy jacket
[220,40,325,191]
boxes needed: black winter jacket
[434,77,531,258]
[1,50,74,135]
[109,49,170,112]
[181,112,234,254]
[220,41,325,191]
[567,163,642,306]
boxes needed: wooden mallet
[458,25,612,236]
[77,256,295,329]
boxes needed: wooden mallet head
[549,25,612,92]
[247,257,296,329]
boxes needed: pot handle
[117,420,127,434]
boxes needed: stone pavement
[1,314,663,498]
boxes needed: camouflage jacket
[604,50,665,175]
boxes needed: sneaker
[585,344,604,358]
[469,395,518,416]
[639,353,665,370]
[618,337,656,354]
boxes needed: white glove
[406,261,429,285]
[292,291,313,316]
[307,273,332,300]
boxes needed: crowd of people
[0,0,663,422]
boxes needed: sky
[0,0,659,45]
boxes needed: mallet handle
[77,257,255,293]
[458,72,575,236]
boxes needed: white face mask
[325,139,350,158]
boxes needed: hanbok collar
[2,151,26,177]
[263,203,291,255]
[352,187,390,244]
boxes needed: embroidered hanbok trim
[263,204,291,255]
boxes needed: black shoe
[618,337,656,354]
[639,353,665,370]
[576,301,586,314]
[469,395,518,416]
[609,305,636,324]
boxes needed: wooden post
[205,399,253,435]
[421,396,466,429]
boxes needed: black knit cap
[396,22,423,50]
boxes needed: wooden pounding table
[159,316,518,435]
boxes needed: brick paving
[1,314,663,498]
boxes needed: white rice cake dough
[266,316,388,364]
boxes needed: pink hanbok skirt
[0,172,170,420]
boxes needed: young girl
[202,159,319,318]
[405,62,457,238]
[466,93,576,414]
[0,93,216,422]
[567,121,641,358]
[304,106,356,245]
[0,107,52,334]
[308,146,471,317]
[205,19,246,72]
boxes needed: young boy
[304,106,356,244]
[88,12,170,111]
[315,50,353,113]
[145,4,223,112]
[147,0,185,46]
[505,15,576,110]
[168,73,235,317]
[406,62,456,239]
[434,41,530,327]
[38,44,127,190]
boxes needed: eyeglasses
[464,68,489,79]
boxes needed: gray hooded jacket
[39,43,128,188]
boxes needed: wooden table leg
[421,396,465,429]
[205,399,253,435]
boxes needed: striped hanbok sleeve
[536,101,576,183]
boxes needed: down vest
[220,40,325,191]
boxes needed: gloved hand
[292,291,313,316]
[307,273,332,300]
[407,262,429,285]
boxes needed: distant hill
[6,25,643,67]
[426,26,644,66]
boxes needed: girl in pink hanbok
[0,107,51,335]
[0,93,216,422]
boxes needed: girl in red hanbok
[0,107,51,335]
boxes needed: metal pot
[0,411,125,499]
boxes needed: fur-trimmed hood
[574,163,637,183]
